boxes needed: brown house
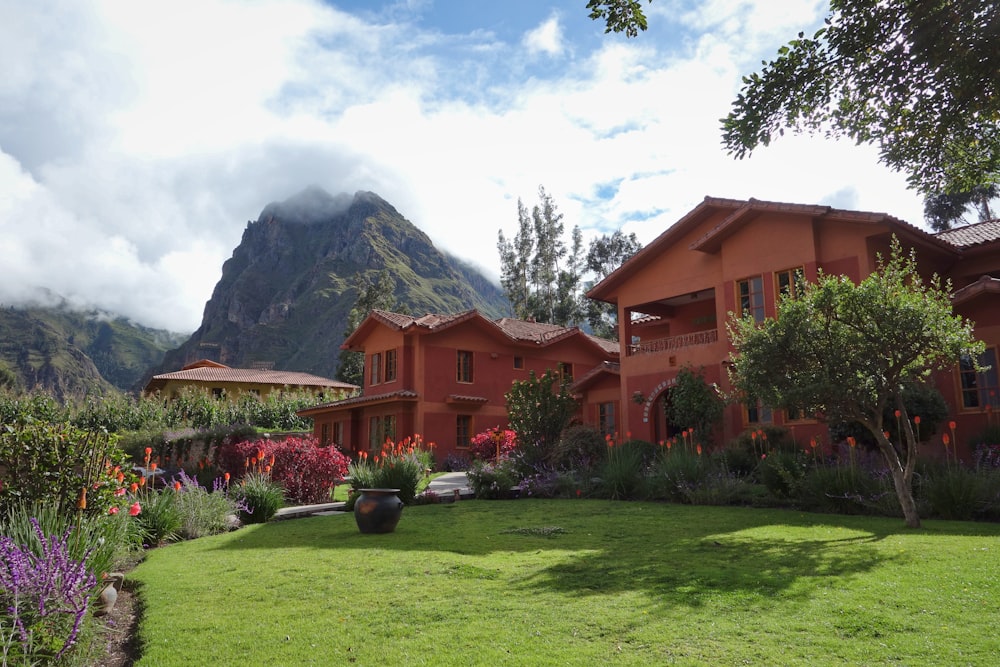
[583,196,1000,454]
[145,359,358,401]
[297,310,618,463]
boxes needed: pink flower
[108,506,119,515]
[129,502,142,516]
[114,487,126,497]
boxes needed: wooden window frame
[384,348,397,382]
[457,350,474,383]
[736,275,765,323]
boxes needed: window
[385,349,397,382]
[456,415,472,448]
[513,356,524,370]
[775,267,805,300]
[333,422,344,447]
[737,276,765,323]
[744,399,773,425]
[369,352,382,385]
[383,414,396,442]
[320,423,330,445]
[599,402,616,437]
[211,387,224,399]
[457,350,473,383]
[959,348,1000,410]
[558,362,573,382]
[369,416,382,450]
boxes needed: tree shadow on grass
[202,500,996,607]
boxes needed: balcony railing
[627,329,718,356]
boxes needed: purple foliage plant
[0,518,96,660]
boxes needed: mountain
[0,298,187,399]
[154,188,508,381]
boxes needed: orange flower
[130,482,138,493]
[949,420,957,431]
[894,409,901,418]
[138,477,146,487]
[150,462,157,472]
[144,447,152,456]
[913,416,921,425]
[77,488,87,510]
[847,436,856,448]
[809,437,817,449]
[884,431,890,439]
[173,481,182,491]
[116,471,125,483]
[224,472,231,483]
[696,444,703,456]
[942,434,951,446]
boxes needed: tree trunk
[886,462,921,528]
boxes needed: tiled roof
[148,366,357,389]
[569,361,621,393]
[493,318,571,342]
[446,394,490,404]
[935,219,1000,248]
[297,389,419,414]
[951,274,1000,304]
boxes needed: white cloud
[0,0,927,335]
[523,15,565,56]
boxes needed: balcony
[626,329,718,356]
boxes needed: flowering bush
[467,458,519,499]
[347,436,434,505]
[216,436,350,505]
[469,427,517,462]
[0,519,97,662]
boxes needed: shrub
[645,449,709,503]
[346,437,432,506]
[1,501,142,585]
[517,470,562,498]
[758,450,808,498]
[597,440,647,500]
[0,519,97,663]
[467,458,519,499]
[233,472,284,524]
[504,370,578,468]
[924,466,987,520]
[469,427,517,462]
[441,452,471,472]
[135,489,182,546]
[667,366,724,446]
[682,473,751,506]
[0,422,135,515]
[172,471,247,537]
[216,436,351,505]
[552,424,607,472]
[797,465,884,515]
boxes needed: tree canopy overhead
[727,238,983,528]
[721,1,1000,199]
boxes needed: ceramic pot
[354,488,404,534]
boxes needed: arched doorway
[651,389,682,444]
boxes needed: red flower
[129,503,142,516]
[913,415,921,425]
[696,444,703,456]
[109,506,119,515]
[942,434,951,446]
[173,481,182,491]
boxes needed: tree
[336,270,402,388]
[667,366,724,447]
[727,238,984,528]
[584,229,642,339]
[497,187,585,327]
[721,1,1000,199]
[498,188,641,336]
[504,369,579,469]
[924,184,999,231]
[586,0,652,37]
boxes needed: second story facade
[585,197,1000,453]
[298,310,618,463]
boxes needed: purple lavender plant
[0,518,96,660]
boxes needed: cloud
[0,0,927,335]
[523,15,565,56]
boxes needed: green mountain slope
[0,301,187,399]
[155,187,508,380]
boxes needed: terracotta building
[583,197,1000,455]
[145,359,358,401]
[297,310,618,462]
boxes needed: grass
[130,501,1000,666]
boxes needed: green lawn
[130,500,1000,666]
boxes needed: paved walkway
[273,472,471,520]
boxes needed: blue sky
[0,0,925,332]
